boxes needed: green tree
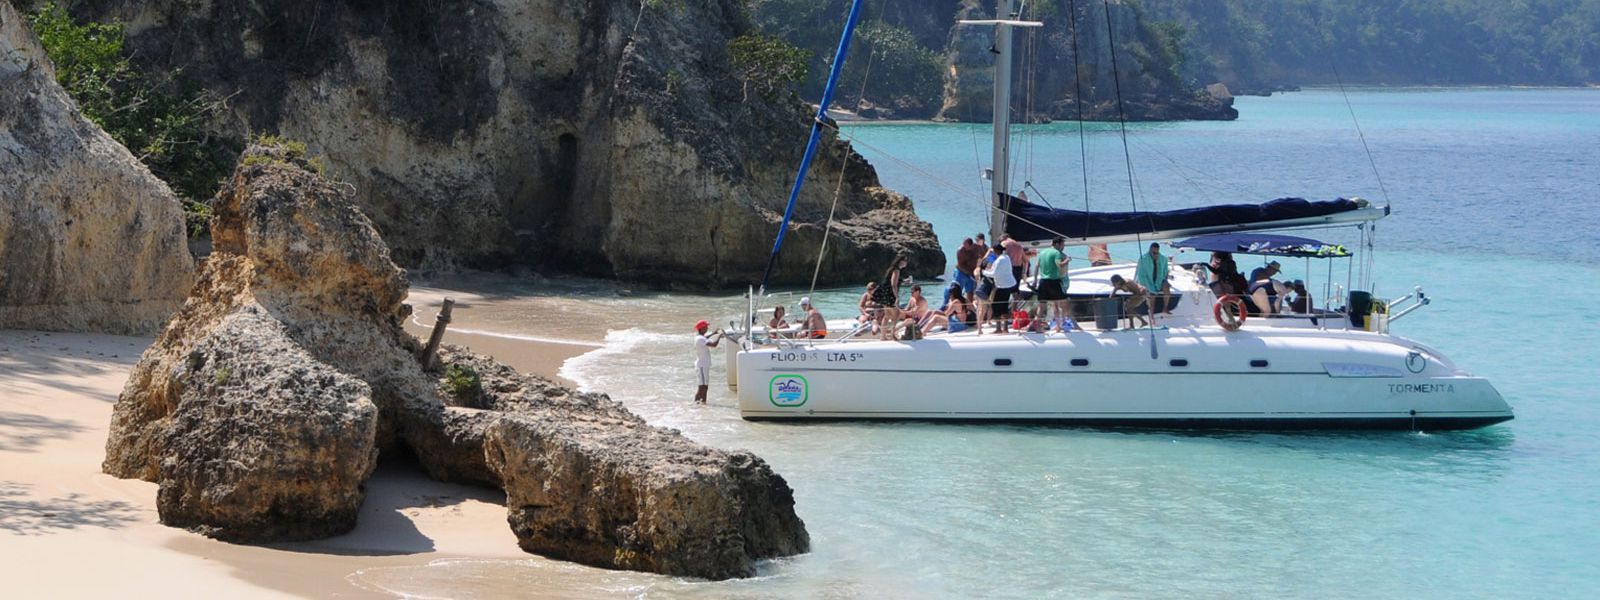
[29,3,238,238]
[728,33,811,103]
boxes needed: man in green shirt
[1034,236,1071,331]
[1135,242,1172,318]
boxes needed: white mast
[960,4,1041,242]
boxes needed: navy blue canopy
[1002,194,1366,243]
[1174,233,1351,258]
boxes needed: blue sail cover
[1174,233,1352,258]
[1002,194,1365,243]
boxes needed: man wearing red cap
[693,320,723,404]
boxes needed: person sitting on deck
[1136,242,1173,316]
[1248,261,1286,315]
[767,305,790,337]
[903,284,931,325]
[798,297,827,339]
[922,283,974,336]
[1209,251,1248,295]
[1109,274,1151,329]
[857,281,880,330]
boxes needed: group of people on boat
[1204,252,1313,317]
[755,237,1324,345]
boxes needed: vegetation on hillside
[1142,0,1600,89]
[745,0,1222,120]
[28,3,238,237]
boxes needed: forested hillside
[748,0,1598,120]
[1142,0,1600,90]
[747,0,1236,121]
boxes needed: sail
[1002,194,1377,244]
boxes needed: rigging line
[1330,60,1392,207]
[823,122,1085,241]
[1024,181,1056,209]
[812,0,891,296]
[1099,0,1141,219]
[1023,22,1039,185]
[1099,0,1157,353]
[850,0,892,110]
[1067,0,1091,238]
[809,151,854,296]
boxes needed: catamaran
[726,0,1511,430]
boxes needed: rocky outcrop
[68,0,944,286]
[444,349,809,579]
[0,2,192,334]
[104,145,808,577]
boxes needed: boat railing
[1386,286,1429,324]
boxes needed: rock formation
[104,144,808,577]
[0,2,192,335]
[67,0,944,286]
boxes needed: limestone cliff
[0,2,192,334]
[69,0,944,286]
[104,144,808,577]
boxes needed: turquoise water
[370,89,1600,597]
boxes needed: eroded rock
[0,2,192,334]
[105,145,808,578]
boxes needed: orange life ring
[1214,295,1246,331]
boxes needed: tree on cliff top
[28,3,237,237]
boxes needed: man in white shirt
[982,243,1018,333]
[693,320,723,404]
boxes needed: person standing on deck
[1001,234,1026,286]
[983,244,1018,333]
[1089,243,1113,267]
[692,320,723,405]
[1136,242,1173,317]
[1034,236,1071,331]
[954,237,983,303]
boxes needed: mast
[758,0,867,296]
[959,4,1040,242]
[989,0,1015,243]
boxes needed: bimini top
[1002,194,1385,245]
[1173,233,1352,258]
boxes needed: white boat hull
[735,328,1512,430]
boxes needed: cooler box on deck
[1094,297,1121,330]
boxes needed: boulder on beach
[0,2,192,335]
[104,142,808,577]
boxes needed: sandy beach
[0,323,603,598]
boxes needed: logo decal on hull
[769,375,809,407]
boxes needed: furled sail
[1002,194,1378,245]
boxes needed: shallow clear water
[368,89,1600,598]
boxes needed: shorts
[991,286,1015,317]
[695,365,709,386]
[948,319,969,333]
[954,271,976,295]
[976,278,995,300]
[1038,278,1067,301]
